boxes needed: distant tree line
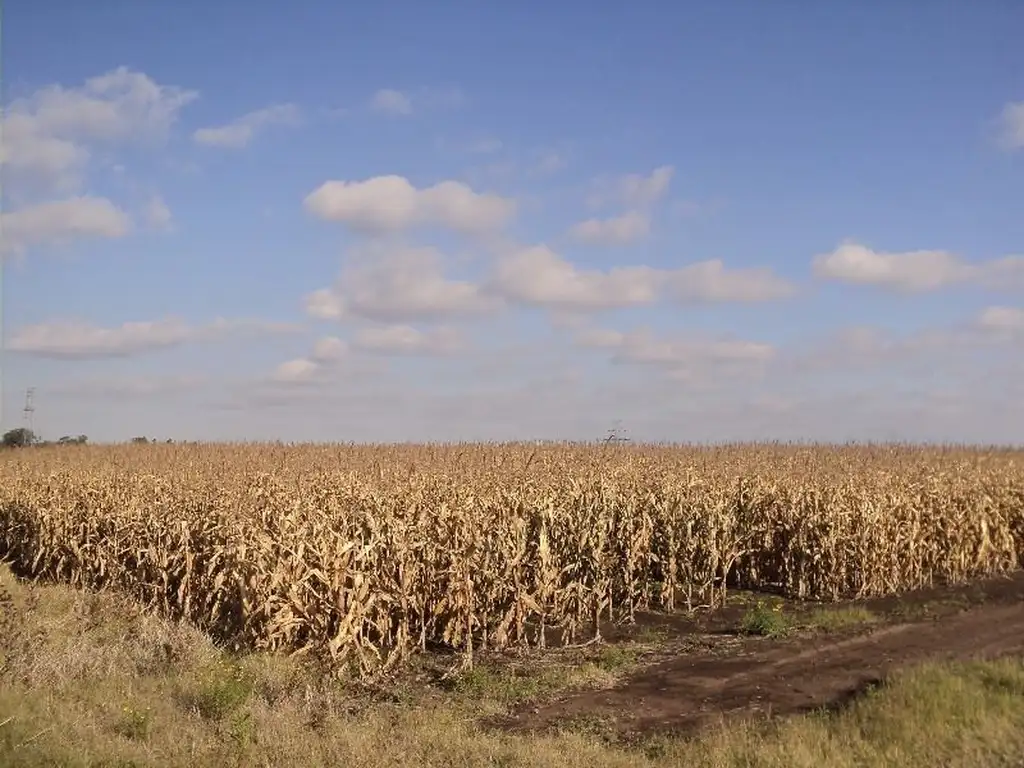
[1,429,174,448]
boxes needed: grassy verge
[1,565,1023,768]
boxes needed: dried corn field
[1,442,1022,674]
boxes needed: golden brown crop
[1,442,1022,674]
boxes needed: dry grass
[2,564,1024,767]
[1,442,1022,675]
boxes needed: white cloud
[813,241,1024,293]
[976,305,1024,333]
[8,317,298,360]
[9,318,192,359]
[265,326,460,388]
[588,165,675,209]
[144,195,173,230]
[311,336,348,361]
[490,245,795,311]
[569,211,650,245]
[269,336,349,385]
[981,255,1024,290]
[304,243,498,323]
[304,289,346,321]
[996,101,1024,151]
[0,118,84,194]
[620,165,675,207]
[0,67,197,193]
[491,245,660,310]
[193,103,300,149]
[813,242,969,291]
[272,358,321,383]
[304,175,516,235]
[366,86,463,117]
[667,259,797,303]
[353,325,464,355]
[0,196,131,257]
[369,89,413,116]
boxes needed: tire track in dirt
[499,602,1024,738]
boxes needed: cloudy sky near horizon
[2,1,1022,444]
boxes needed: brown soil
[496,570,1024,741]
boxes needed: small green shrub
[740,601,790,637]
[191,662,253,720]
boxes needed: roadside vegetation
[3,564,1024,768]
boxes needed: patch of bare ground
[495,570,1024,741]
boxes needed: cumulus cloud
[491,245,660,310]
[353,324,464,355]
[0,67,197,193]
[490,245,795,311]
[996,101,1024,151]
[304,243,498,323]
[9,318,193,359]
[813,241,1024,292]
[193,103,300,148]
[588,165,675,209]
[8,317,298,360]
[304,175,516,235]
[813,242,969,291]
[270,336,350,384]
[266,324,464,393]
[0,196,131,257]
[569,211,650,245]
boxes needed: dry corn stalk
[1,442,1021,675]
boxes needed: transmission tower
[603,419,631,445]
[23,388,35,433]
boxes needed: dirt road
[501,579,1024,739]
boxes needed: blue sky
[2,1,1022,443]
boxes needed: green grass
[798,606,879,632]
[738,601,791,637]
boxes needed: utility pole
[23,387,35,434]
